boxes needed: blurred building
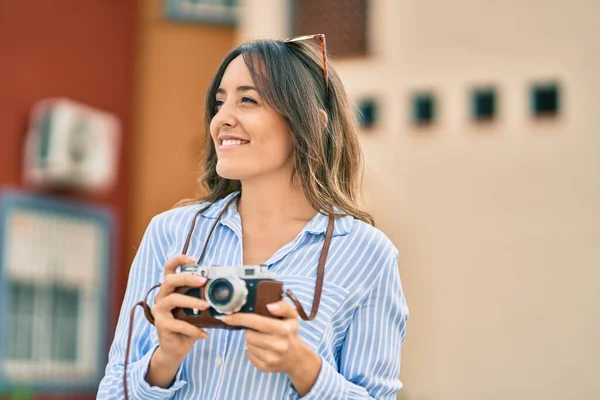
[0,2,137,399]
[238,0,599,400]
[0,1,234,399]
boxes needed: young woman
[97,34,409,400]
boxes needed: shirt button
[215,357,223,366]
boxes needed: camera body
[173,264,283,328]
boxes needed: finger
[157,273,206,301]
[164,255,197,276]
[155,255,198,302]
[265,300,298,319]
[221,313,273,332]
[222,313,297,336]
[163,273,207,291]
[220,300,297,331]
[154,293,210,314]
[155,318,209,340]
[245,348,267,370]
[245,330,286,352]
[245,345,278,372]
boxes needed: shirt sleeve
[96,216,188,399]
[300,250,409,400]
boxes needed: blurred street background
[0,1,598,399]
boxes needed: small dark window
[472,88,496,120]
[532,83,560,117]
[412,93,435,125]
[357,99,378,129]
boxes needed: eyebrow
[216,86,260,95]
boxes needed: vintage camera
[173,264,283,328]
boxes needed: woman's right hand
[151,254,209,367]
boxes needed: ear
[318,108,328,129]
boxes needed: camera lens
[208,279,233,305]
[205,276,248,314]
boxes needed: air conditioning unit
[23,98,121,193]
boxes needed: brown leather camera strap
[287,211,333,321]
[123,193,334,399]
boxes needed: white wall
[239,1,600,399]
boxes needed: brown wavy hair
[177,38,374,225]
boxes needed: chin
[216,163,249,181]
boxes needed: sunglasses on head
[284,33,329,91]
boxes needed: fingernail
[220,315,231,323]
[196,277,207,284]
[266,303,279,312]
[188,257,198,263]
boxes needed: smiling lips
[221,139,249,147]
[218,134,250,149]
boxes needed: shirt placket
[212,213,243,396]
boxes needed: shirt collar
[298,207,353,237]
[199,191,240,219]
[200,191,353,237]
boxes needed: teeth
[222,139,247,146]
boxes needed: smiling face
[209,55,294,182]
[195,40,373,224]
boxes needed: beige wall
[239,1,600,399]
[127,0,236,267]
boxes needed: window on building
[412,93,436,125]
[7,282,80,363]
[164,0,237,25]
[531,83,560,117]
[357,98,378,129]
[0,195,111,387]
[293,0,368,57]
[472,88,497,121]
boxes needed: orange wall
[127,2,236,273]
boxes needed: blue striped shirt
[97,191,409,399]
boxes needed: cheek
[254,117,292,154]
[257,130,293,163]
[209,118,218,140]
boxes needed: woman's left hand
[221,300,321,395]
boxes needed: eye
[214,99,224,111]
[241,97,257,105]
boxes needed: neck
[237,171,317,225]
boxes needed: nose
[211,99,237,131]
